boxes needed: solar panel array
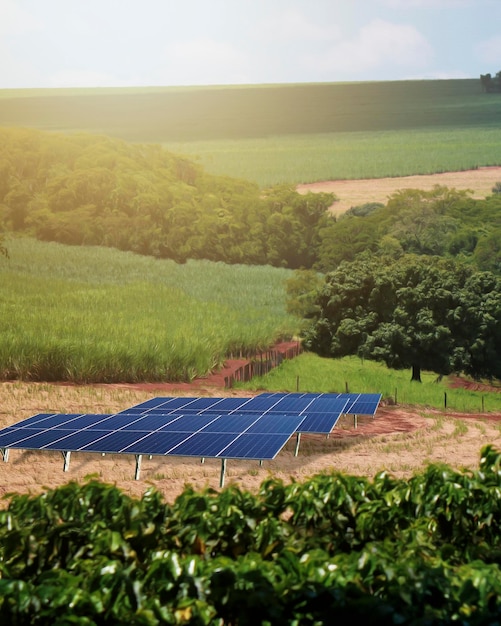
[0,391,381,483]
[0,411,304,460]
[121,391,382,434]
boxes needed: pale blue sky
[1,0,500,88]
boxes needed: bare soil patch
[0,371,499,506]
[297,166,501,215]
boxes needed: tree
[301,254,501,382]
[480,72,501,93]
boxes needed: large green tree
[302,254,501,382]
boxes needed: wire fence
[224,342,302,388]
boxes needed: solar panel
[0,390,381,485]
[124,394,351,435]
[0,410,304,485]
[256,392,382,417]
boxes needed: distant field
[164,127,501,187]
[2,79,501,186]
[298,165,501,214]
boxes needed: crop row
[165,126,501,187]
[0,239,297,382]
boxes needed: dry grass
[0,382,499,507]
[297,166,501,215]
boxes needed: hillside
[0,79,493,141]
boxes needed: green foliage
[285,269,324,321]
[0,127,335,270]
[480,71,501,93]
[301,255,501,381]
[315,186,500,273]
[0,238,298,382]
[1,448,501,623]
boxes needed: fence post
[444,392,447,409]
[296,375,300,392]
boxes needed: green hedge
[1,445,501,624]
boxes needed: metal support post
[294,432,301,457]
[1,448,9,462]
[219,458,227,488]
[135,454,142,480]
[62,451,71,472]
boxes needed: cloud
[256,7,339,43]
[162,38,250,85]
[304,19,433,76]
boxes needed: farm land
[0,77,500,502]
[1,79,501,623]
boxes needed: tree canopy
[314,186,501,274]
[1,127,501,275]
[300,255,501,381]
[0,127,335,269]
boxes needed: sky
[1,0,501,89]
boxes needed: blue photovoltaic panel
[119,431,196,455]
[42,429,114,451]
[120,396,251,416]
[0,390,381,465]
[0,427,49,448]
[5,428,78,449]
[0,410,303,461]
[347,394,382,416]
[121,396,210,413]
[220,433,292,459]
[86,412,173,431]
[77,429,155,453]
[157,414,222,432]
[244,413,305,435]
[297,413,342,434]
[256,392,381,417]
[245,414,306,435]
[123,397,181,410]
[16,413,84,428]
[192,413,260,433]
[122,395,351,435]
[164,432,240,458]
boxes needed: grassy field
[238,353,501,414]
[0,238,298,382]
[2,79,501,186]
[164,127,501,187]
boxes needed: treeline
[0,127,334,269]
[314,187,501,274]
[480,71,501,92]
[1,127,500,273]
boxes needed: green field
[237,353,501,414]
[0,238,298,382]
[2,79,501,186]
[164,127,501,187]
